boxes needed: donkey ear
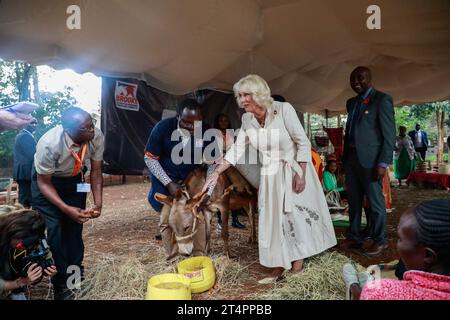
[188,190,209,208]
[192,190,207,201]
[154,193,174,206]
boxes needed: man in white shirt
[31,107,104,299]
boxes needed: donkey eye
[184,226,190,232]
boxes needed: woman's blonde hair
[233,74,273,110]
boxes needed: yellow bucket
[145,273,191,300]
[177,256,216,294]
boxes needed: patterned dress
[225,101,337,269]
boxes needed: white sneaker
[358,264,377,287]
[343,263,359,300]
[357,270,375,288]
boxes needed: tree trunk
[14,62,33,101]
[32,66,41,105]
[436,109,444,166]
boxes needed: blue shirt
[145,117,218,180]
[144,117,218,211]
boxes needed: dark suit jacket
[343,88,396,169]
[13,130,36,181]
[407,130,428,150]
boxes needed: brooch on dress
[274,110,277,115]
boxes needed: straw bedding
[253,251,364,300]
[75,249,359,300]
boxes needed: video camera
[9,236,55,283]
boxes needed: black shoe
[364,242,389,257]
[340,239,362,251]
[360,228,372,241]
[155,234,162,240]
[231,217,245,229]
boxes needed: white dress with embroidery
[225,101,337,269]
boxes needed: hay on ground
[75,250,256,300]
[76,249,174,300]
[205,254,256,299]
[253,251,364,300]
[75,249,358,300]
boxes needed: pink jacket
[361,270,450,300]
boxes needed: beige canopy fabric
[0,0,449,114]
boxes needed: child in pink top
[361,270,450,300]
[350,199,450,300]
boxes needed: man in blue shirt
[408,123,429,161]
[144,99,218,259]
[341,66,396,256]
[13,118,37,208]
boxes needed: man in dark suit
[341,66,396,256]
[13,118,37,208]
[408,123,429,161]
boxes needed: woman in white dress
[203,74,337,283]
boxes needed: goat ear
[154,193,174,206]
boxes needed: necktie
[349,97,363,140]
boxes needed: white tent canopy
[1,0,449,114]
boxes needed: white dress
[225,101,337,269]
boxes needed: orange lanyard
[64,133,87,178]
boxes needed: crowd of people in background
[321,121,431,197]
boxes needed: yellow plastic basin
[177,256,216,294]
[145,273,191,300]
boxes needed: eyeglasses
[78,123,95,132]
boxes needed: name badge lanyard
[64,133,87,181]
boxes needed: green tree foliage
[0,60,19,106]
[0,60,78,167]
[410,101,449,164]
[394,106,418,134]
[0,130,17,167]
[394,102,449,141]
[34,88,77,140]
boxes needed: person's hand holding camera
[16,263,43,287]
[43,265,57,280]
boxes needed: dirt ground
[30,182,449,300]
